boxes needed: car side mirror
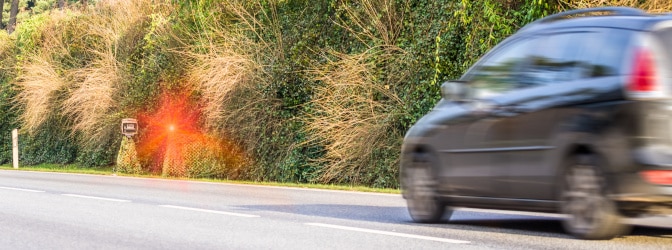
[440,81,470,102]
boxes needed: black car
[400,7,672,240]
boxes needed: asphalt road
[0,170,670,249]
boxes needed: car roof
[517,7,672,35]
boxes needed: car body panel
[401,11,672,217]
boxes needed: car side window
[517,30,628,85]
[466,38,534,99]
[589,29,631,77]
[540,30,630,80]
[524,32,587,85]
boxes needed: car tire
[560,154,631,240]
[404,152,449,223]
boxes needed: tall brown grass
[65,0,165,145]
[0,32,12,59]
[337,0,406,47]
[62,52,121,144]
[180,0,285,172]
[15,53,66,133]
[306,47,406,184]
[0,32,15,77]
[187,34,258,132]
[305,0,409,184]
[13,10,71,133]
[219,0,284,58]
[15,0,166,147]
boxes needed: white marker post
[12,129,18,169]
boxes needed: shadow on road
[240,204,410,223]
[445,211,672,239]
[240,204,672,239]
[447,217,569,237]
[629,226,672,238]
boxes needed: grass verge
[0,164,114,175]
[0,164,400,194]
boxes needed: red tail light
[628,48,657,93]
[640,170,672,185]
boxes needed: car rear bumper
[610,172,672,215]
[613,193,672,203]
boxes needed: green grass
[0,163,115,175]
[0,164,400,194]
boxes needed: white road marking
[0,186,45,193]
[61,194,131,203]
[159,205,260,218]
[305,223,470,244]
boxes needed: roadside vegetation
[0,163,399,193]
[1,0,670,189]
[0,163,113,175]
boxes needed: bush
[0,32,17,164]
[15,0,658,188]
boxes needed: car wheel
[560,154,630,240]
[404,152,449,223]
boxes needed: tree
[7,0,18,34]
[0,0,5,29]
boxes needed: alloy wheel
[560,154,629,240]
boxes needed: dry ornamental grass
[306,47,405,184]
[15,54,66,133]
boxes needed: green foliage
[184,139,246,179]
[0,33,17,164]
[155,0,563,188]
[78,131,119,167]
[13,12,49,58]
[525,0,556,23]
[33,1,59,13]
[1,0,570,188]
[19,120,78,165]
[122,10,178,110]
[0,80,17,165]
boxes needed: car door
[438,37,536,198]
[479,32,583,200]
[485,30,633,200]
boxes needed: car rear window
[590,29,631,77]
